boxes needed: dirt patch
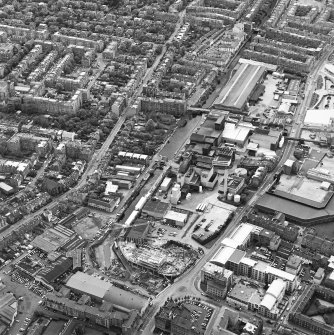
[73,214,107,240]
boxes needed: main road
[138,47,334,335]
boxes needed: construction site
[117,240,199,279]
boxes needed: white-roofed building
[66,271,112,301]
[222,223,256,250]
[211,246,236,268]
[66,272,148,314]
[259,279,286,319]
[260,294,276,314]
[266,266,296,292]
[160,177,172,192]
[249,260,296,293]
[0,182,14,195]
[104,181,118,195]
[304,109,334,128]
[326,270,334,287]
[313,268,325,285]
[278,101,292,115]
[221,238,239,249]
[266,278,286,300]
[328,255,334,269]
[163,210,188,227]
[325,63,334,75]
[221,122,250,147]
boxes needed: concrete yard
[249,74,280,117]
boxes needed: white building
[222,223,260,250]
[259,279,286,319]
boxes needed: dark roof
[62,237,86,252]
[142,200,169,216]
[125,223,149,240]
[38,256,72,283]
[196,155,213,164]
[249,84,265,102]
[197,127,221,139]
[72,249,82,270]
[300,158,319,174]
[228,249,245,264]
[190,133,205,143]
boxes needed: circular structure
[234,168,247,177]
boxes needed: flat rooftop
[142,200,170,216]
[304,109,334,127]
[228,282,263,305]
[222,122,250,143]
[214,62,266,111]
[66,272,112,299]
[256,192,334,225]
[211,246,236,267]
[272,175,333,208]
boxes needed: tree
[145,119,155,132]
[55,83,64,93]
[155,45,163,55]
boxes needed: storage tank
[227,193,233,201]
[234,168,247,178]
[234,194,241,203]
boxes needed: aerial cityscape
[1,0,334,335]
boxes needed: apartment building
[201,262,233,298]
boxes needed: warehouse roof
[260,294,276,311]
[103,286,148,313]
[214,63,265,110]
[228,223,256,247]
[164,210,187,223]
[125,223,149,241]
[211,246,236,267]
[142,200,169,216]
[66,272,112,299]
[266,279,286,299]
